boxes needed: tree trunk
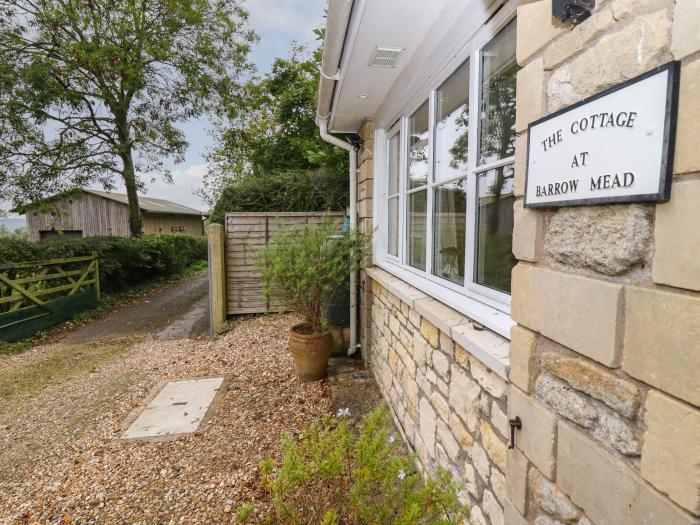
[121,147,143,237]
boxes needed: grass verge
[0,337,134,404]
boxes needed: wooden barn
[19,189,204,242]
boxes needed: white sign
[525,62,678,208]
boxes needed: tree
[200,40,348,210]
[0,0,255,236]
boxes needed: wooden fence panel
[224,212,344,315]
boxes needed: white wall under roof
[330,0,497,133]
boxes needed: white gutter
[317,0,353,121]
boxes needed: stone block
[480,420,507,472]
[543,6,615,70]
[468,441,491,484]
[511,265,624,367]
[432,349,451,381]
[557,421,639,525]
[469,505,488,525]
[529,467,581,521]
[491,466,507,504]
[632,480,700,524]
[483,489,504,525]
[591,409,640,457]
[508,386,557,478]
[449,365,481,427]
[609,0,674,20]
[653,179,700,291]
[431,390,450,423]
[541,352,641,418]
[509,325,538,395]
[507,448,529,514]
[437,419,461,462]
[420,317,439,348]
[449,411,474,449]
[470,356,507,399]
[513,200,544,262]
[641,390,700,514]
[514,132,528,197]
[535,374,598,428]
[623,285,700,406]
[419,397,437,456]
[675,57,700,174]
[547,9,673,112]
[491,401,509,439]
[545,204,653,275]
[504,500,529,525]
[516,58,545,132]
[516,0,567,65]
[672,0,700,59]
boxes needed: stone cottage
[316,0,699,524]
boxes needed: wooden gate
[225,212,344,315]
[0,254,100,341]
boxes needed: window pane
[435,61,469,181]
[475,165,516,293]
[478,19,518,165]
[388,132,400,195]
[433,179,466,285]
[388,196,399,257]
[408,101,429,189]
[407,190,427,271]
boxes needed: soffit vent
[369,46,403,68]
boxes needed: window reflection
[435,61,469,181]
[408,190,427,270]
[476,165,516,293]
[388,196,399,257]
[478,19,518,165]
[408,101,429,189]
[433,179,466,284]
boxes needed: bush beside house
[0,235,207,294]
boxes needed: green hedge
[0,235,208,294]
[209,169,349,225]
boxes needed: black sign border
[524,61,680,208]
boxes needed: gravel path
[0,313,333,523]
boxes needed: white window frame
[386,121,402,264]
[373,4,517,339]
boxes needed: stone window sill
[365,266,510,379]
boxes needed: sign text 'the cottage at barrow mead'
[524,62,679,208]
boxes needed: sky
[2,0,325,225]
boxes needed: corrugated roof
[85,190,203,216]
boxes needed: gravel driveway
[0,313,333,523]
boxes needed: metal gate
[0,254,100,341]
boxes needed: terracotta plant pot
[289,323,333,382]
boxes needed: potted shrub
[256,218,369,381]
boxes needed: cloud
[139,164,209,212]
[246,0,325,41]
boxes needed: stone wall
[509,1,700,524]
[366,267,510,525]
[358,120,374,362]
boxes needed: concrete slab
[123,377,224,439]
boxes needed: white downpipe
[318,118,359,357]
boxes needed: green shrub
[255,218,369,334]
[209,169,349,225]
[0,235,207,294]
[258,404,469,524]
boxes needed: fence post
[208,223,227,334]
